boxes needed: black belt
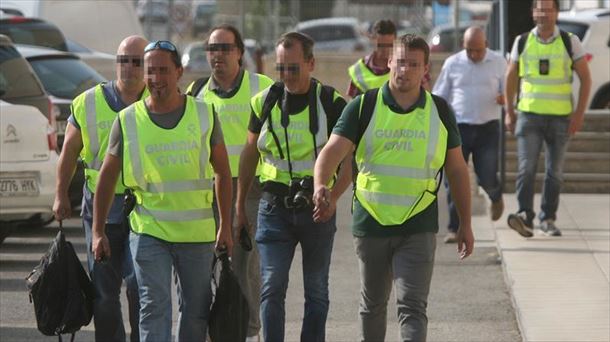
[261,191,311,210]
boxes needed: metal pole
[239,0,245,34]
[453,0,460,52]
[499,0,507,192]
[167,0,174,41]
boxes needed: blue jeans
[129,233,214,342]
[256,195,336,342]
[446,120,502,232]
[83,215,139,342]
[515,112,570,222]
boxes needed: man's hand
[496,93,505,105]
[234,206,250,243]
[92,229,111,262]
[456,225,475,260]
[216,225,234,257]
[504,109,517,134]
[568,112,585,136]
[313,186,336,223]
[53,193,72,221]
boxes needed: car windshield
[29,57,105,99]
[0,21,67,51]
[557,21,588,41]
[0,45,45,99]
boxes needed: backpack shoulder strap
[355,88,378,147]
[559,29,573,59]
[517,32,530,57]
[259,81,284,125]
[318,84,336,118]
[186,77,210,97]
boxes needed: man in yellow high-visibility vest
[313,34,474,341]
[92,40,233,342]
[186,25,273,342]
[505,0,591,238]
[53,35,148,342]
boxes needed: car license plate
[0,177,39,197]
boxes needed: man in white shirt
[433,26,507,243]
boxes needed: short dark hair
[396,34,430,65]
[207,24,245,65]
[372,19,397,36]
[532,0,560,10]
[276,32,314,61]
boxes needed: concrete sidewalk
[491,193,610,342]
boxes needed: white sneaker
[245,335,260,342]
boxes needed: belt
[261,191,312,210]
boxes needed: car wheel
[591,84,610,110]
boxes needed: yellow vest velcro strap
[360,163,433,179]
[146,179,213,193]
[135,205,213,221]
[358,189,418,206]
[263,155,314,172]
[520,93,572,101]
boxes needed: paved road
[0,187,521,341]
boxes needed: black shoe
[507,212,533,237]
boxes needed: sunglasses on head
[275,63,300,74]
[144,40,178,53]
[116,55,143,66]
[205,43,236,52]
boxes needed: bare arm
[569,57,592,135]
[312,134,355,222]
[444,146,474,259]
[53,123,83,220]
[235,132,260,229]
[504,61,520,134]
[92,153,122,261]
[210,143,233,254]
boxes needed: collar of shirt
[531,26,560,44]
[208,67,245,96]
[364,53,390,75]
[381,82,426,114]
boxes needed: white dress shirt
[433,48,507,125]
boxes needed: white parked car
[558,9,610,109]
[0,100,58,239]
[294,17,368,53]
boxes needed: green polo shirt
[333,83,461,237]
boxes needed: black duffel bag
[25,222,94,342]
[208,249,249,342]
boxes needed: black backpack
[208,250,249,342]
[25,225,94,342]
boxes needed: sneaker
[490,197,504,221]
[245,335,260,342]
[444,232,457,243]
[507,212,533,237]
[538,219,562,237]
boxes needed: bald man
[54,35,148,342]
[433,27,507,243]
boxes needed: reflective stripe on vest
[197,70,272,177]
[355,90,448,226]
[255,83,329,185]
[518,33,573,115]
[348,59,390,93]
[120,98,216,242]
